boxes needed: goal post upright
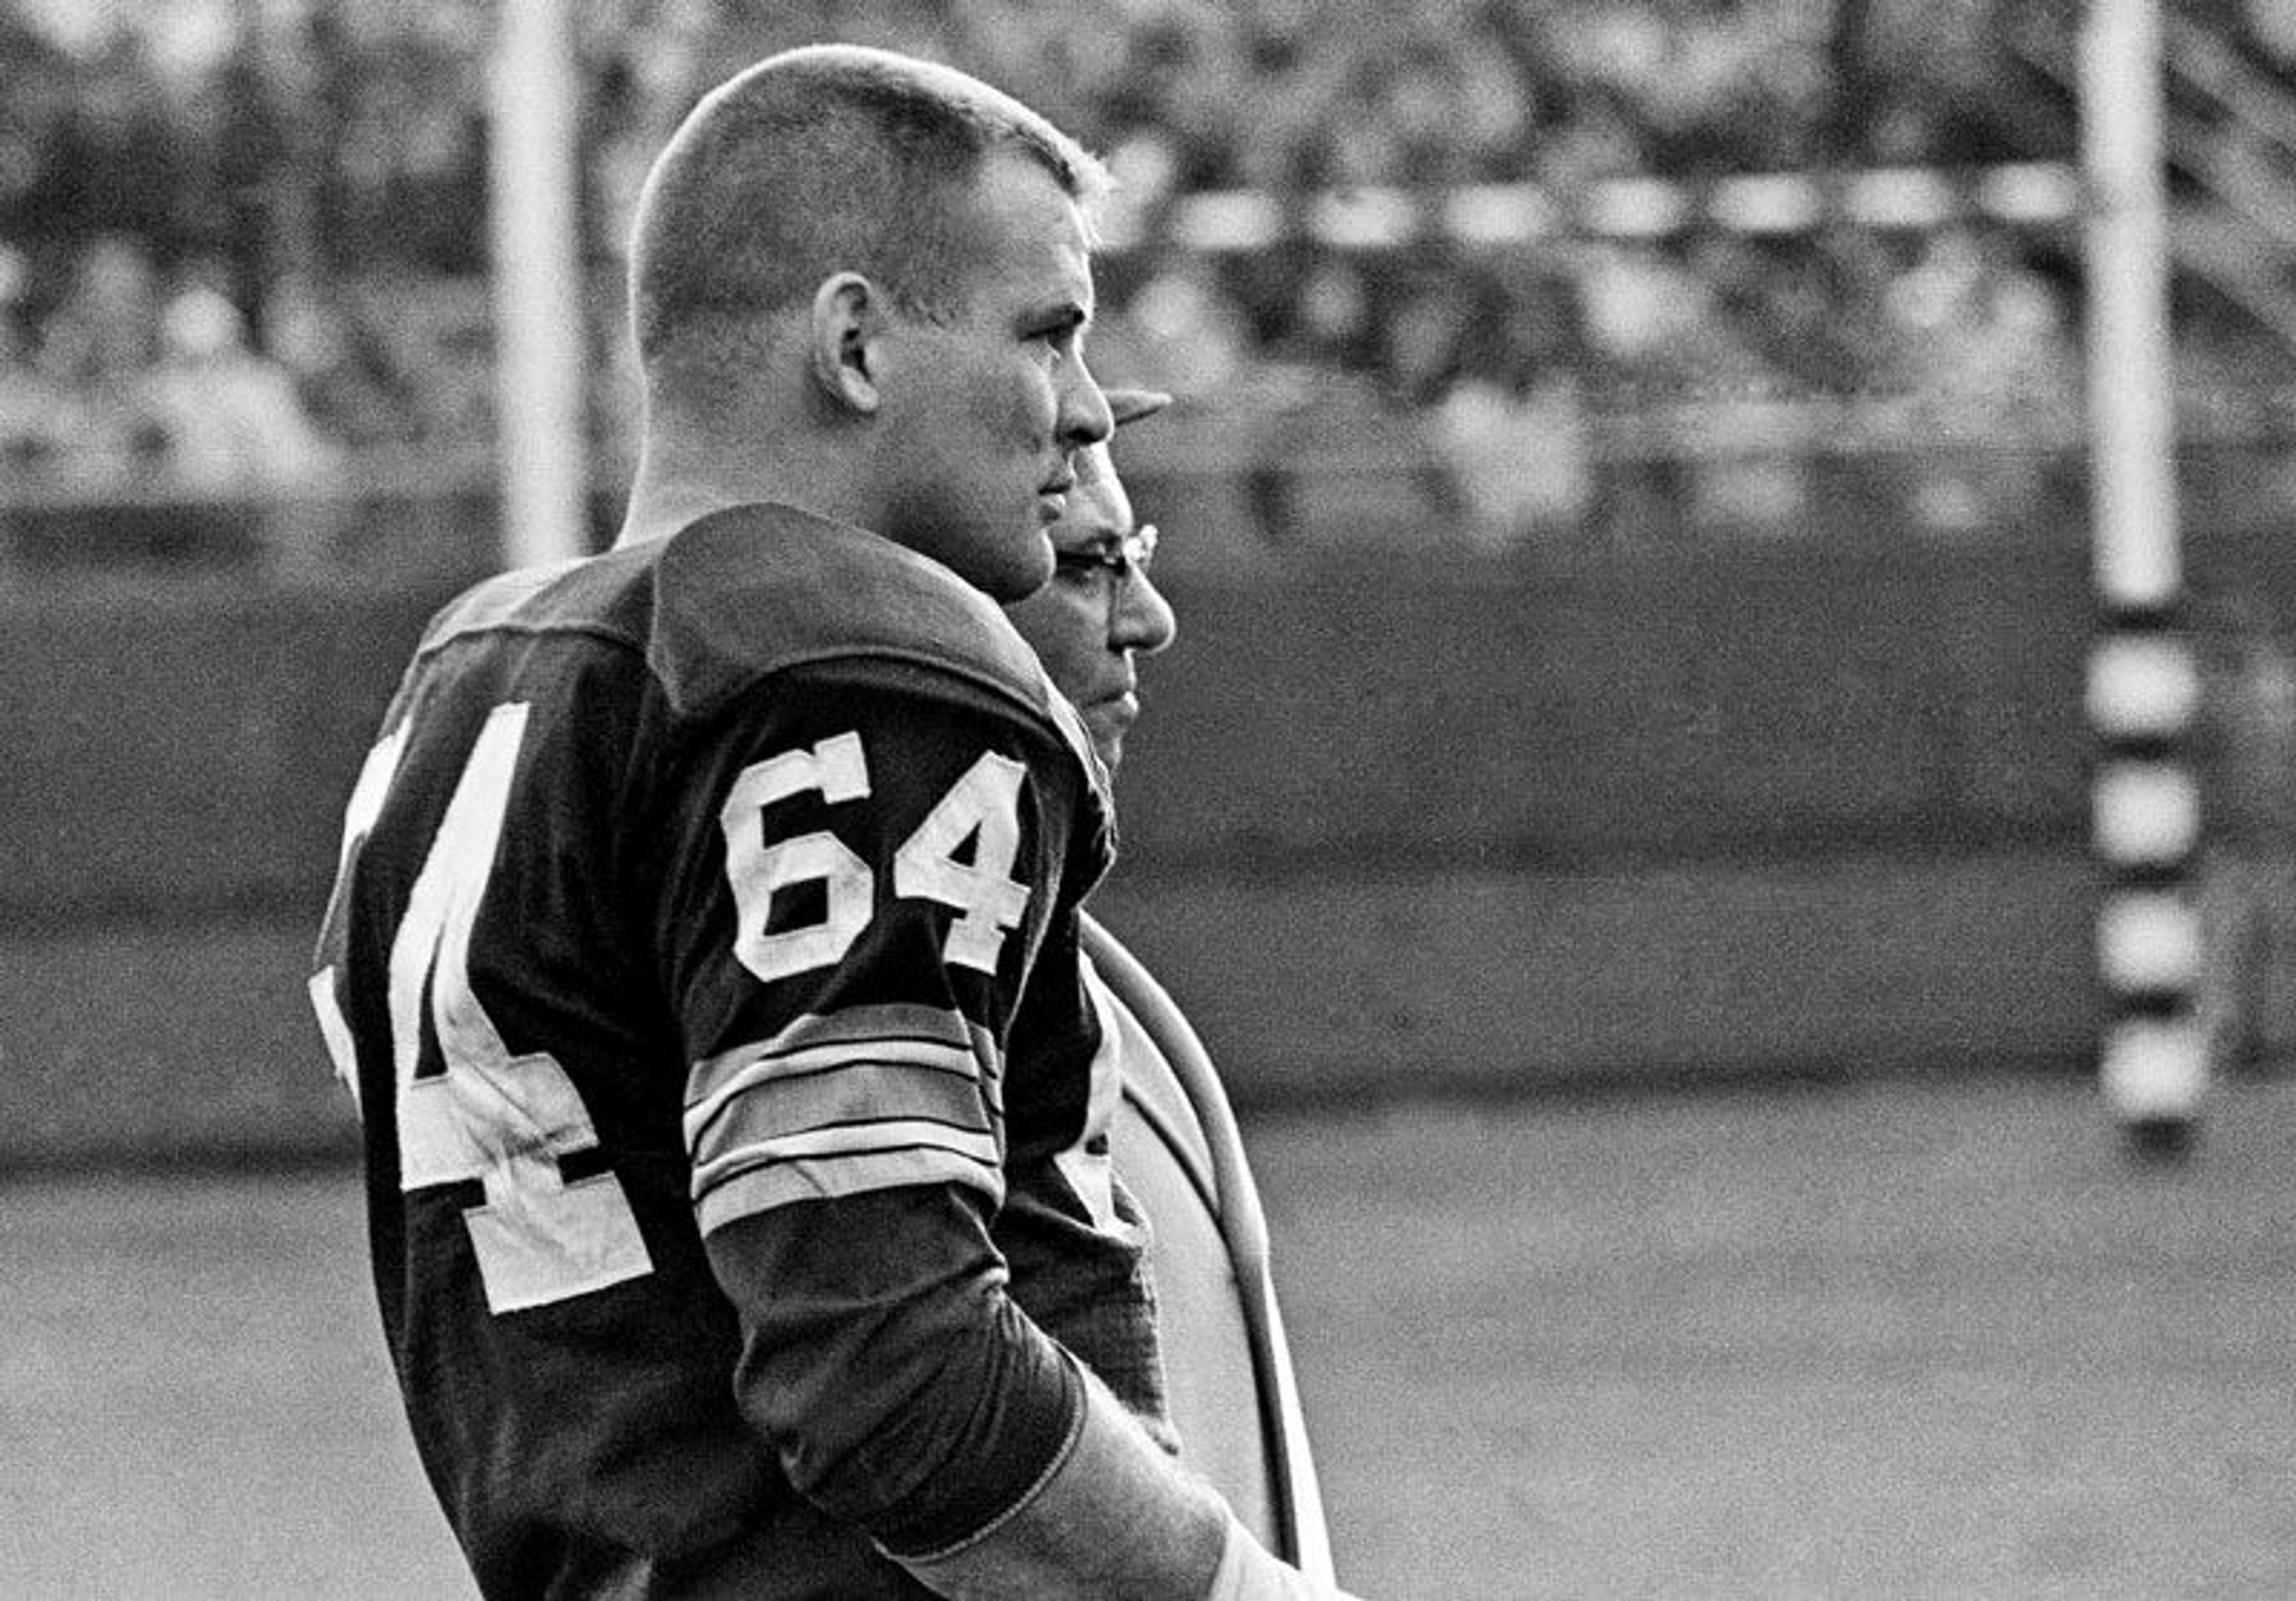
[487,0,590,571]
[2080,0,2207,1153]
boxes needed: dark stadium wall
[1116,541,2094,869]
[12,531,2285,1163]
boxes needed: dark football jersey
[309,505,1129,1599]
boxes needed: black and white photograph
[4,3,2293,1597]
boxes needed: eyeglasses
[1051,523,1158,603]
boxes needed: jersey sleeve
[646,661,1140,1553]
[657,664,1083,1229]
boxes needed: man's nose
[1058,355,1113,450]
[1112,566,1177,655]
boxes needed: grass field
[7,1072,2293,1600]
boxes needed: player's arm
[657,673,1351,1597]
[891,1356,1355,1601]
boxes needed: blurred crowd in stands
[2,0,2294,557]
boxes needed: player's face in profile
[1006,441,1176,771]
[873,149,1113,601]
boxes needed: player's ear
[810,272,883,417]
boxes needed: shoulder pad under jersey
[415,556,594,653]
[648,503,1070,734]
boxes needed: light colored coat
[1084,915,1337,1585]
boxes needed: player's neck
[616,428,872,551]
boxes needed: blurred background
[4,0,2295,1159]
[6,5,2296,1597]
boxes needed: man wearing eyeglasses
[1006,389,1176,769]
[1004,389,1341,1591]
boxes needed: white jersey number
[316,703,652,1315]
[895,750,1031,973]
[718,732,877,982]
[722,737,1031,982]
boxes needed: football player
[1004,388,1340,1587]
[309,44,1354,1601]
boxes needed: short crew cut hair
[628,44,1110,363]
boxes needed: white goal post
[487,0,591,572]
[2080,0,2207,1150]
